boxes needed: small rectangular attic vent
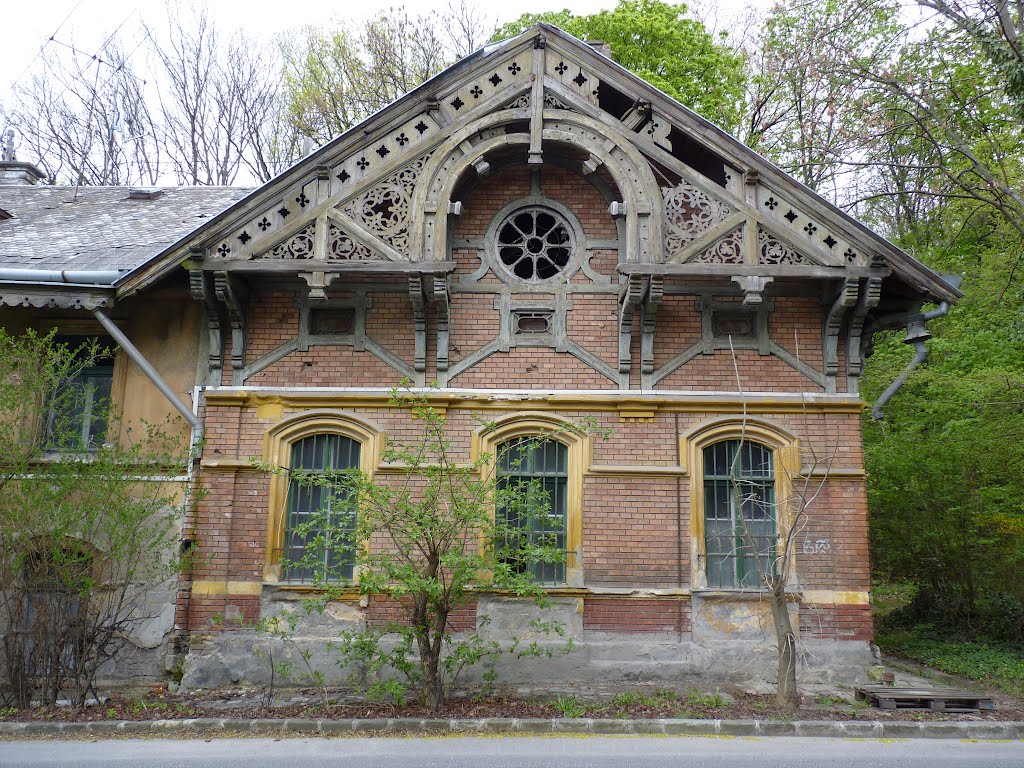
[128,188,164,201]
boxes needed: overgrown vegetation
[748,0,1024,651]
[0,330,189,707]
[877,629,1024,695]
[268,387,600,713]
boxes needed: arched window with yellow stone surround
[262,411,380,584]
[496,436,569,585]
[702,439,776,589]
[473,413,589,588]
[682,418,800,591]
[282,433,361,583]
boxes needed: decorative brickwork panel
[769,297,825,371]
[652,296,703,370]
[449,349,615,389]
[583,476,683,587]
[246,291,299,360]
[584,597,690,634]
[248,347,406,387]
[449,294,501,363]
[566,294,619,369]
[657,349,825,392]
[367,292,416,361]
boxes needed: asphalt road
[1,736,1022,767]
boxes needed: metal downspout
[870,300,953,420]
[870,275,962,420]
[91,309,202,431]
[871,338,930,419]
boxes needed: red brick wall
[583,476,685,588]
[583,597,691,634]
[800,603,873,641]
[450,349,616,389]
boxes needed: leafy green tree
[0,331,189,707]
[493,0,747,132]
[281,6,493,144]
[278,389,597,712]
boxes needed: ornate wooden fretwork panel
[438,51,533,124]
[254,224,316,261]
[662,183,734,260]
[692,226,745,265]
[757,226,813,266]
[327,223,378,261]
[336,154,431,254]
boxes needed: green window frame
[703,439,776,589]
[496,437,568,585]
[283,433,360,583]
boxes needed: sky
[2,0,761,96]
[2,0,611,95]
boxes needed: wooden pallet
[854,685,995,713]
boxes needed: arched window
[282,434,361,583]
[263,411,380,585]
[496,437,569,585]
[703,440,776,589]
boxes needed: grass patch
[551,694,587,718]
[685,688,728,708]
[878,630,1024,695]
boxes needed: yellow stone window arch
[262,410,381,583]
[472,413,590,588]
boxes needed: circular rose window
[496,207,574,281]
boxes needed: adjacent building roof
[0,186,250,271]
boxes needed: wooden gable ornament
[126,24,959,387]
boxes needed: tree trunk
[769,584,799,707]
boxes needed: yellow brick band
[191,580,263,596]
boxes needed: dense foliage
[0,331,188,706]
[748,0,1024,645]
[493,0,746,132]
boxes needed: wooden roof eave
[194,260,457,276]
[113,38,532,301]
[531,25,962,305]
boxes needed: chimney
[0,129,45,185]
[585,39,612,58]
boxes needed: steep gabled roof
[3,24,960,306]
[0,186,250,272]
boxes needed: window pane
[283,434,360,583]
[703,440,776,588]
[496,437,568,585]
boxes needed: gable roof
[0,186,250,272]
[1,24,961,306]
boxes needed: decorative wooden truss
[134,25,955,390]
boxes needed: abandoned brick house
[0,25,959,688]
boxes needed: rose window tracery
[496,207,574,281]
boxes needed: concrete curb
[0,717,1021,739]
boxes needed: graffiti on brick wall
[802,538,832,555]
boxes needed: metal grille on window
[496,437,568,585]
[283,434,360,583]
[703,440,775,589]
[497,207,574,281]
